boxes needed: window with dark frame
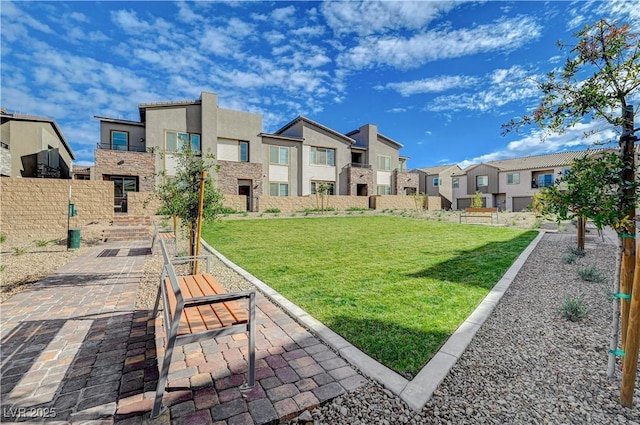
[111,131,128,151]
[239,141,249,162]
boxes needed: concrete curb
[201,231,544,411]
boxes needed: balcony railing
[97,143,146,153]
[348,162,372,169]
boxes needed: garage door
[512,196,533,212]
[457,198,472,210]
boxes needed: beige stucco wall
[259,195,369,213]
[2,119,74,178]
[0,178,113,239]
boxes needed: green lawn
[202,215,537,377]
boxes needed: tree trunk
[608,236,624,379]
[577,216,585,251]
[194,171,206,274]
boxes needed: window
[377,155,391,171]
[562,168,571,177]
[269,146,289,164]
[111,131,128,151]
[269,182,289,196]
[310,147,335,166]
[433,177,439,187]
[507,173,520,185]
[452,177,459,189]
[239,141,249,162]
[190,134,201,153]
[538,174,554,187]
[377,185,392,195]
[311,181,335,195]
[476,175,488,187]
[165,131,193,153]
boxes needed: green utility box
[67,228,80,249]
[69,203,77,217]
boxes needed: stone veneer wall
[347,167,374,195]
[216,160,263,212]
[94,149,156,191]
[0,178,113,239]
[259,196,369,213]
[394,170,420,195]
[370,195,418,210]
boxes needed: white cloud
[271,6,296,23]
[384,75,479,96]
[338,15,542,70]
[321,1,459,36]
[458,121,618,168]
[69,12,89,23]
[110,9,152,34]
[176,1,203,24]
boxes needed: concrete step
[112,215,152,226]
[102,225,152,242]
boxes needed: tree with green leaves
[503,19,640,405]
[155,144,224,256]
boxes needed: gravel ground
[0,222,106,303]
[3,218,640,424]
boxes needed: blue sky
[2,1,639,168]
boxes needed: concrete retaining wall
[259,195,369,213]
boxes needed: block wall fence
[1,178,113,239]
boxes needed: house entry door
[110,176,137,213]
[238,180,252,211]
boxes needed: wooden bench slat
[201,274,248,324]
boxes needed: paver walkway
[1,241,366,424]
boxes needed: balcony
[348,162,371,169]
[97,143,146,153]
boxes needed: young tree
[503,19,640,405]
[155,144,224,256]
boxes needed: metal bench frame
[150,239,256,418]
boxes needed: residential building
[0,109,75,179]
[451,149,608,211]
[414,164,461,210]
[94,92,415,212]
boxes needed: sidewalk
[0,241,366,424]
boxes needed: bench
[151,239,256,418]
[152,221,177,254]
[459,207,499,225]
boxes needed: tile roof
[415,164,460,175]
[485,148,611,171]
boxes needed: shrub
[561,294,588,321]
[13,247,27,256]
[0,233,6,243]
[562,253,576,264]
[34,239,57,247]
[265,208,281,214]
[219,207,240,214]
[0,264,5,272]
[346,207,368,212]
[578,265,605,282]
[568,246,586,257]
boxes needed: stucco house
[0,109,75,179]
[451,149,608,211]
[414,164,461,210]
[94,92,416,212]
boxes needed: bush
[219,207,240,214]
[578,265,605,282]
[265,208,281,214]
[561,294,588,321]
[562,253,576,264]
[0,233,6,243]
[346,207,368,212]
[568,246,586,257]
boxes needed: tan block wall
[127,191,162,216]
[426,196,442,210]
[0,178,113,239]
[223,195,248,212]
[370,195,418,210]
[259,196,369,213]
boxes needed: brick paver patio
[1,241,366,424]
